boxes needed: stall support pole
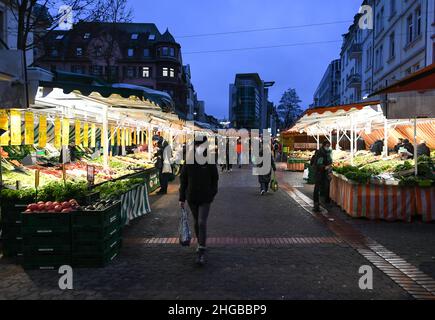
[350,117,354,166]
[317,134,320,150]
[336,126,340,151]
[148,126,153,157]
[414,117,418,176]
[383,118,389,158]
[102,105,109,170]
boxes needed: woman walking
[257,145,276,195]
[179,137,219,266]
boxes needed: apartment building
[313,59,341,106]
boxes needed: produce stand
[0,69,194,268]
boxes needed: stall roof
[39,71,174,111]
[370,63,435,96]
[303,101,380,116]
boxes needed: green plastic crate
[1,224,23,241]
[23,244,71,256]
[22,212,72,235]
[2,240,23,258]
[146,170,161,193]
[22,231,71,246]
[1,205,26,225]
[72,236,121,255]
[72,202,121,228]
[22,255,71,270]
[72,224,120,242]
[71,242,121,268]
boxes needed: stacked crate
[71,201,122,268]
[1,204,26,259]
[22,212,72,270]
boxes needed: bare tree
[8,0,132,53]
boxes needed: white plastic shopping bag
[179,207,192,247]
[303,168,309,180]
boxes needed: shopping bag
[303,168,309,180]
[270,171,279,192]
[179,207,192,247]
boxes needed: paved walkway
[1,166,432,300]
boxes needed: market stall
[289,94,435,222]
[0,69,190,268]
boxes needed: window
[366,46,373,68]
[71,65,85,74]
[389,32,395,59]
[83,33,91,39]
[416,7,422,37]
[148,34,156,40]
[170,47,175,57]
[143,48,150,57]
[407,15,414,43]
[170,68,175,78]
[131,33,138,40]
[162,67,168,77]
[95,46,103,57]
[76,48,83,56]
[90,65,103,76]
[126,66,136,78]
[390,0,396,17]
[56,34,64,40]
[128,48,134,57]
[51,47,59,57]
[161,47,169,56]
[142,66,150,78]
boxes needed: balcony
[349,43,362,59]
[346,73,361,88]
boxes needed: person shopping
[312,141,333,212]
[179,137,219,266]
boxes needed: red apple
[61,202,72,209]
[37,204,46,211]
[54,205,63,213]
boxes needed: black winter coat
[179,163,219,205]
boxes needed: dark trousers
[159,170,170,192]
[313,176,331,205]
[260,182,269,192]
[188,203,211,248]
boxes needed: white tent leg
[383,117,389,158]
[350,117,354,166]
[102,105,109,169]
[148,126,153,157]
[317,134,320,150]
[336,127,340,151]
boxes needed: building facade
[229,73,274,131]
[313,59,341,106]
[338,0,433,105]
[372,0,431,92]
[34,22,191,117]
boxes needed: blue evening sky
[132,0,362,119]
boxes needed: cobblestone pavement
[0,167,419,300]
[280,170,435,283]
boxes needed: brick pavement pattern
[0,167,421,300]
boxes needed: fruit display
[25,199,80,214]
[287,150,314,160]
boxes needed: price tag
[87,165,95,186]
[35,169,40,189]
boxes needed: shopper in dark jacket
[402,139,415,156]
[179,137,219,266]
[370,140,384,156]
[153,136,172,195]
[417,141,430,157]
[257,146,277,195]
[313,141,333,212]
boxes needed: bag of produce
[270,171,279,192]
[179,207,192,247]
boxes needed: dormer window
[131,33,138,40]
[56,34,64,40]
[169,47,175,57]
[128,48,134,57]
[148,34,156,41]
[84,33,91,39]
[76,47,83,56]
[162,47,169,56]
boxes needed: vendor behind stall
[417,140,431,157]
